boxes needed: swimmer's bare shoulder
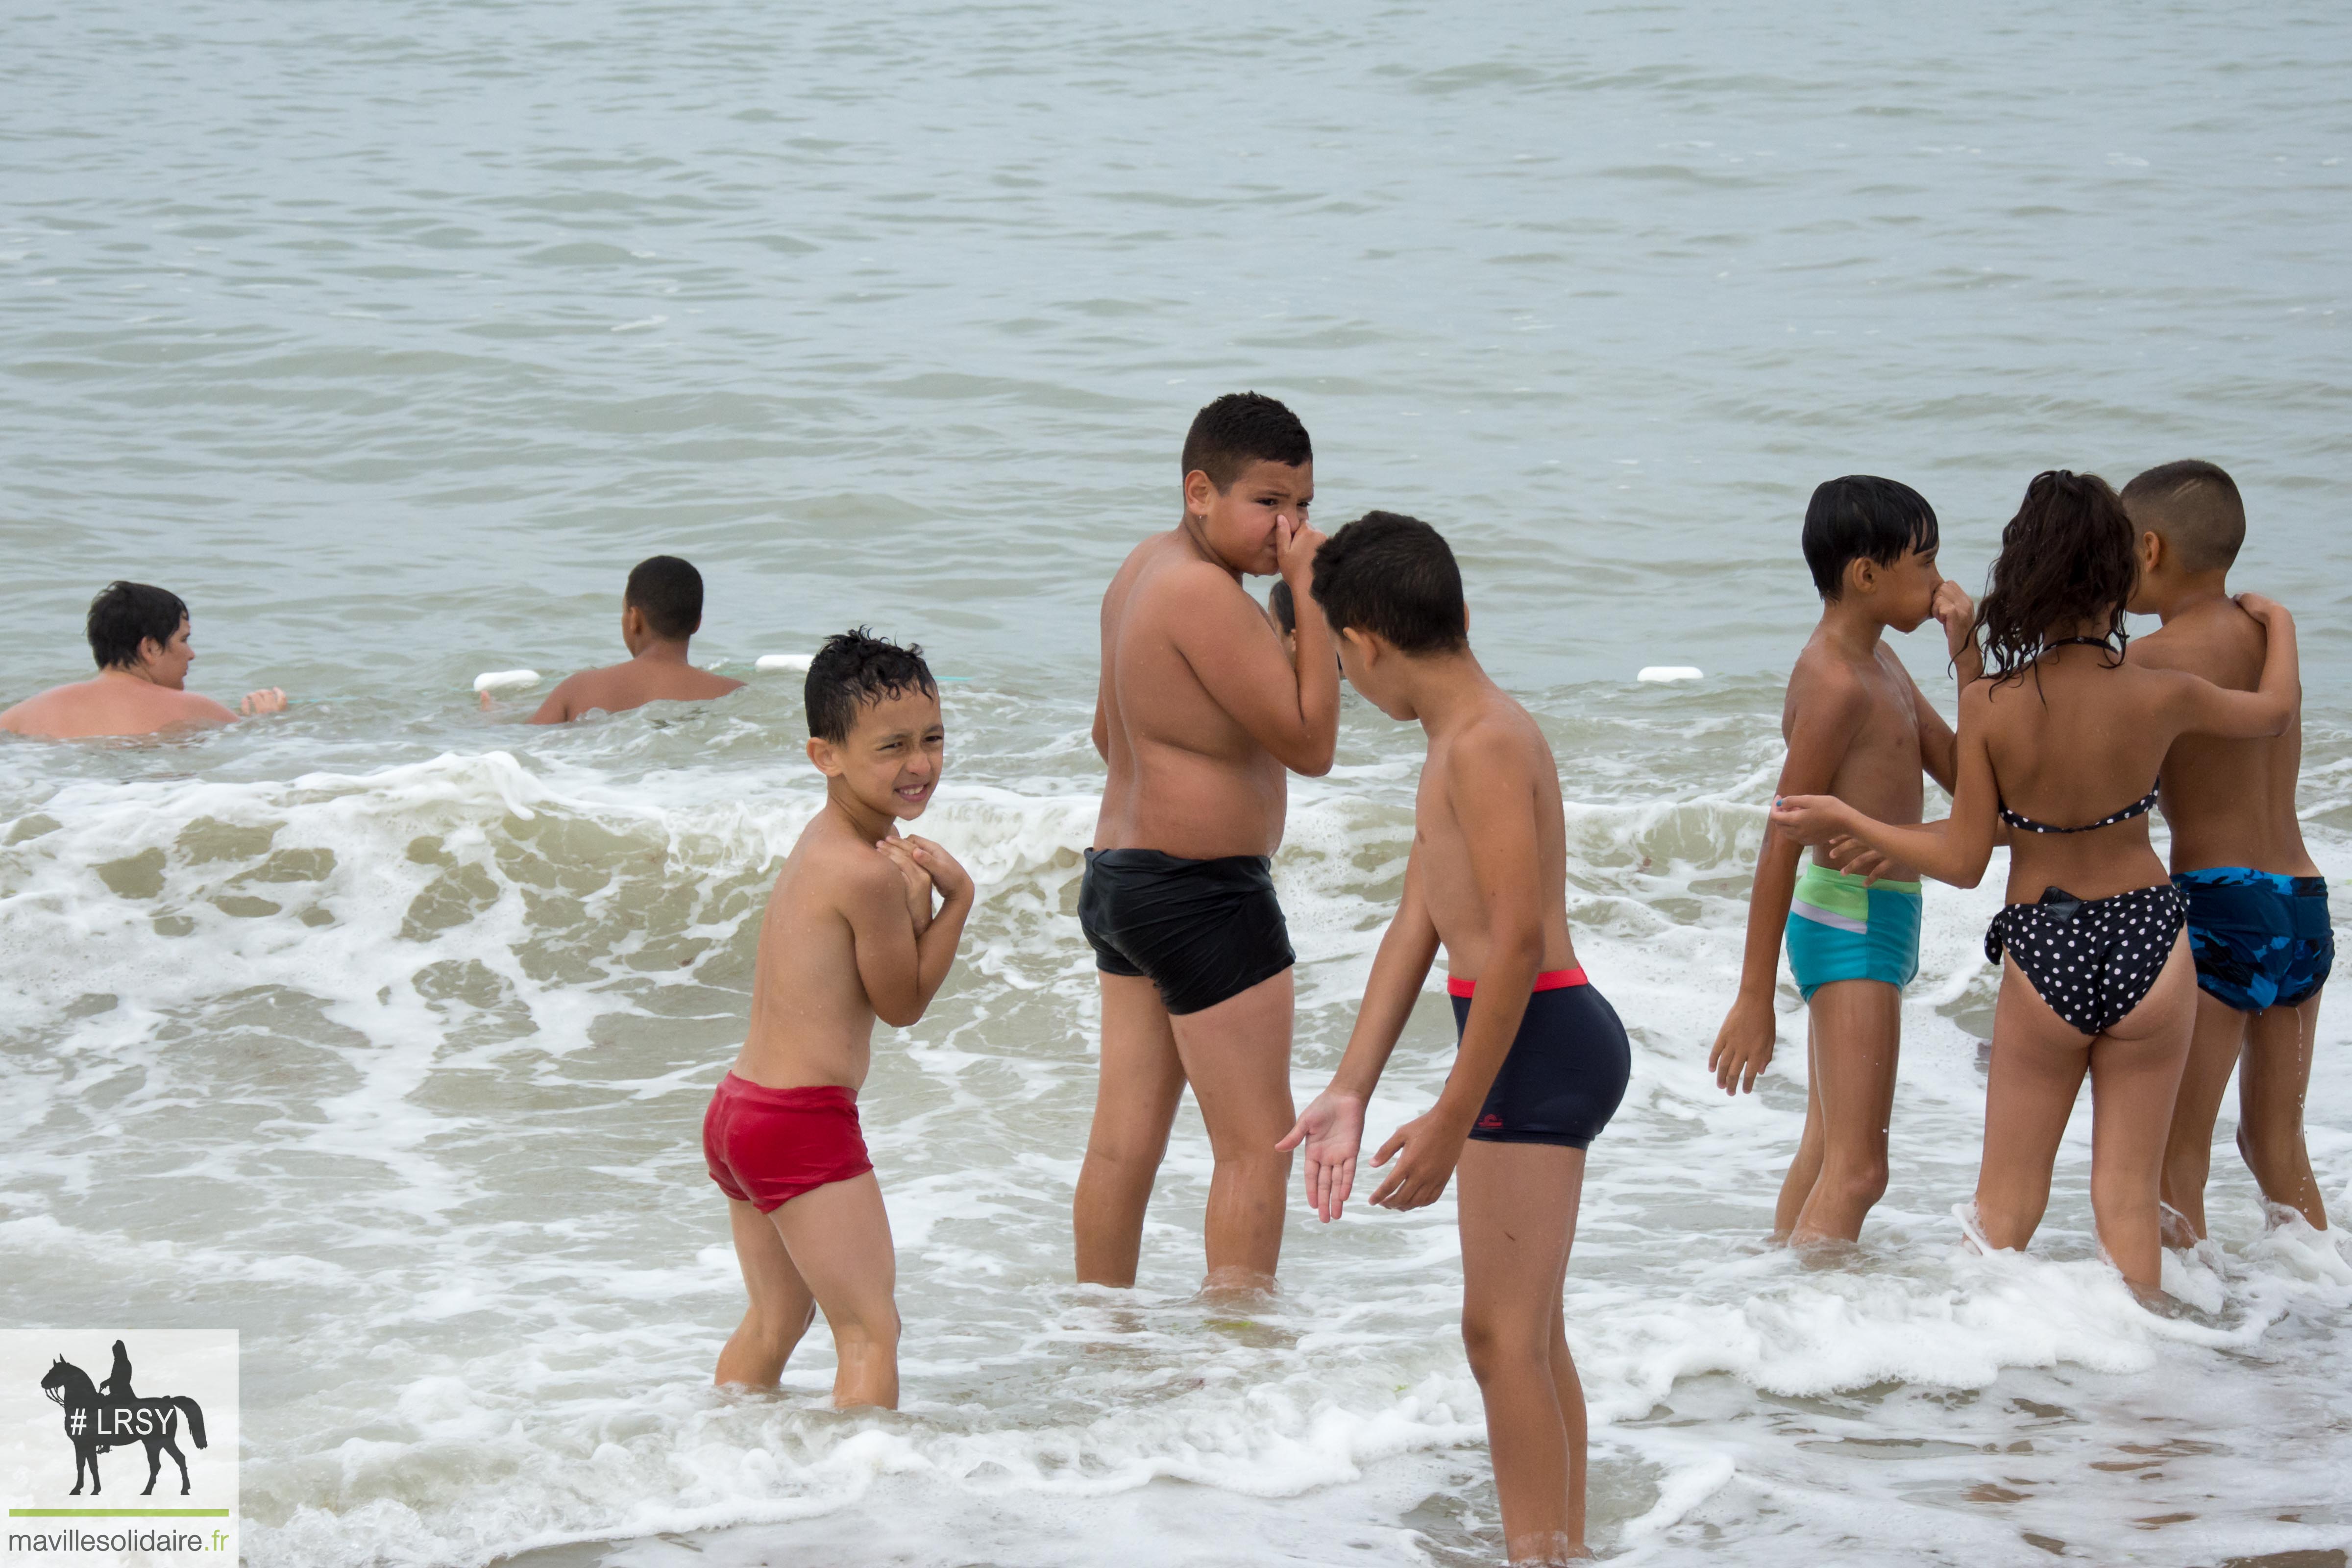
[1779,638,1874,768]
[529,662,744,724]
[0,681,238,739]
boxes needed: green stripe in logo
[9,1508,232,1517]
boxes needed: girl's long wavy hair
[1973,469,2136,687]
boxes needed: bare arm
[1910,582,1982,791]
[181,693,242,724]
[1331,854,1443,1102]
[1278,849,1440,1222]
[1169,524,1340,776]
[1370,730,1545,1211]
[1706,668,1865,1094]
[847,841,975,1029]
[527,677,578,726]
[1772,683,2001,888]
[2159,595,2297,741]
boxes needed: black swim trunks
[1079,848,1296,1015]
[1449,969,1631,1149]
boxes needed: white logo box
[0,1330,238,1564]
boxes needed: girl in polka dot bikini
[1771,470,2299,1298]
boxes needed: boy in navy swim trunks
[1281,512,1624,1565]
[2124,460,2332,1237]
[1706,477,1979,1247]
[703,629,974,1407]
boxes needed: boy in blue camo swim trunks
[2124,460,2333,1238]
[1709,477,1980,1247]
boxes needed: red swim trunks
[702,1072,874,1212]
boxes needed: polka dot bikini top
[1998,782,2160,835]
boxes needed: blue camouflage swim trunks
[2172,867,2334,1013]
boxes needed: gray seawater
[3,3,2349,1564]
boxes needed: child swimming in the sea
[703,628,973,1407]
[1772,471,2298,1295]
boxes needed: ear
[1338,625,1379,666]
[2137,529,2163,576]
[806,736,844,778]
[136,636,165,666]
[1182,468,1217,521]
[1844,557,1880,598]
[621,603,645,636]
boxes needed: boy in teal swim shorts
[1708,477,1980,1247]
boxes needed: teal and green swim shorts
[1783,860,1922,1001]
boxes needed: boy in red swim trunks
[704,628,974,1408]
[1280,513,1627,1566]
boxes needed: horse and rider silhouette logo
[36,1339,209,1496]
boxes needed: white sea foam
[2,719,2345,1567]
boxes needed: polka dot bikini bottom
[1984,883,2188,1036]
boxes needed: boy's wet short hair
[86,580,189,670]
[806,627,938,742]
[1802,476,1939,601]
[1268,580,1296,637]
[625,555,705,640]
[1181,392,1312,491]
[2120,459,2244,574]
[1310,511,1468,655]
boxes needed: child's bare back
[527,556,743,724]
[1414,692,1577,980]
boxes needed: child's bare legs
[1786,980,1900,1246]
[718,1175,901,1408]
[1168,970,1296,1296]
[1076,970,1297,1297]
[1077,973,1185,1298]
[2238,990,2328,1229]
[1771,1031,1826,1239]
[2157,991,2251,1241]
[1457,1140,1591,1565]
[1074,974,1185,1288]
[1977,943,2195,1291]
[716,1198,817,1387]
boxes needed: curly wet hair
[1973,469,2136,687]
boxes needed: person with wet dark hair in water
[0,580,287,739]
[1771,470,2299,1297]
[524,555,744,723]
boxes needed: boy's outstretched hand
[240,687,288,716]
[1707,994,1776,1094]
[1276,1090,1366,1223]
[1367,1105,1470,1211]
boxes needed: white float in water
[473,669,541,692]
[1637,666,1703,683]
[756,653,814,673]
